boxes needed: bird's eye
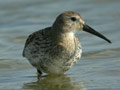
[71,17,77,22]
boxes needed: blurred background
[0,0,120,90]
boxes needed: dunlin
[23,11,111,75]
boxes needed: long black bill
[83,24,111,43]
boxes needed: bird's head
[52,11,111,43]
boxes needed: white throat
[67,32,74,39]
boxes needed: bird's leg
[37,69,42,77]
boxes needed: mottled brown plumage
[23,11,111,75]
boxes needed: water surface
[0,0,120,90]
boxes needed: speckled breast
[24,32,82,74]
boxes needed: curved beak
[83,24,111,43]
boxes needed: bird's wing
[22,27,51,57]
[22,31,39,57]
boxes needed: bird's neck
[50,31,75,52]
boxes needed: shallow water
[0,0,120,90]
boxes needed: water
[0,0,120,90]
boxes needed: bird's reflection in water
[23,74,86,90]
